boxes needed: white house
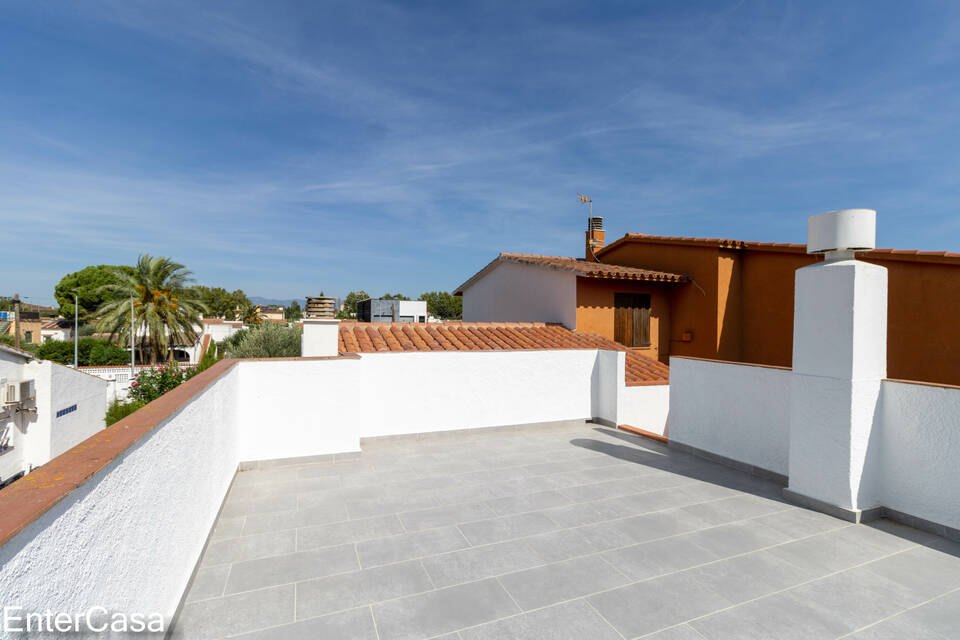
[0,344,109,486]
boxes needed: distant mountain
[248,296,304,307]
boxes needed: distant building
[356,299,427,323]
[0,344,108,486]
[254,305,285,323]
[40,318,73,343]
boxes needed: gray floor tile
[543,498,634,528]
[588,570,733,638]
[875,590,960,639]
[682,519,793,557]
[766,526,913,574]
[690,591,853,640]
[225,544,359,594]
[220,493,299,518]
[421,539,546,587]
[603,536,718,581]
[232,606,377,640]
[298,514,405,551]
[485,490,571,516]
[523,527,601,563]
[399,501,496,531]
[457,511,558,546]
[201,529,296,566]
[786,565,926,632]
[357,526,469,567]
[209,516,245,541]
[843,613,950,640]
[642,625,713,639]
[347,493,442,519]
[262,503,352,535]
[686,549,820,604]
[185,564,230,603]
[680,494,789,527]
[499,555,628,610]
[372,578,519,640]
[459,599,622,640]
[296,560,433,620]
[862,545,960,600]
[752,507,851,539]
[173,584,294,639]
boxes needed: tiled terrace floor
[173,422,960,639]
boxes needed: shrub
[106,398,144,426]
[35,338,129,366]
[223,323,301,358]
[129,362,199,404]
[197,339,217,372]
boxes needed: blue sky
[2,1,959,306]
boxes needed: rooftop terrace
[174,422,960,640]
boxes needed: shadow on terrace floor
[574,426,960,558]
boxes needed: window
[24,331,32,343]
[614,293,651,347]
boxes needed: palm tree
[95,255,207,364]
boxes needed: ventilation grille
[588,216,603,231]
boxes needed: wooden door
[614,293,651,347]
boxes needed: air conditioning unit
[2,380,35,405]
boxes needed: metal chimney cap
[807,209,876,255]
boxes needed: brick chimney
[585,216,605,261]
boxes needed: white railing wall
[669,356,960,532]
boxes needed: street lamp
[130,295,136,377]
[70,289,79,368]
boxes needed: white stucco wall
[668,357,792,476]
[0,367,240,631]
[237,350,601,461]
[461,261,577,329]
[28,362,109,464]
[620,384,670,436]
[879,380,960,530]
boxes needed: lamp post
[70,289,79,368]
[130,295,136,378]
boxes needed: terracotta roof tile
[338,322,669,385]
[455,253,689,294]
[600,233,960,263]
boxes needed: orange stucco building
[458,217,960,386]
[577,228,960,386]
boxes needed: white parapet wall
[620,384,670,436]
[668,357,792,477]
[237,349,605,461]
[0,365,241,632]
[879,380,960,531]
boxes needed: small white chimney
[807,208,876,262]
[301,318,340,357]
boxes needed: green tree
[35,338,129,366]
[419,291,462,319]
[223,323,301,358]
[191,286,251,320]
[198,339,217,371]
[0,297,13,312]
[284,301,303,321]
[54,265,135,322]
[381,293,410,300]
[95,255,207,364]
[339,291,369,318]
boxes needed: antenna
[577,192,592,217]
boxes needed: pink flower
[131,381,139,387]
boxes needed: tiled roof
[202,318,242,325]
[455,253,688,294]
[600,233,960,263]
[338,322,669,385]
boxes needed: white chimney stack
[786,208,887,522]
[301,318,340,357]
[806,208,876,262]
